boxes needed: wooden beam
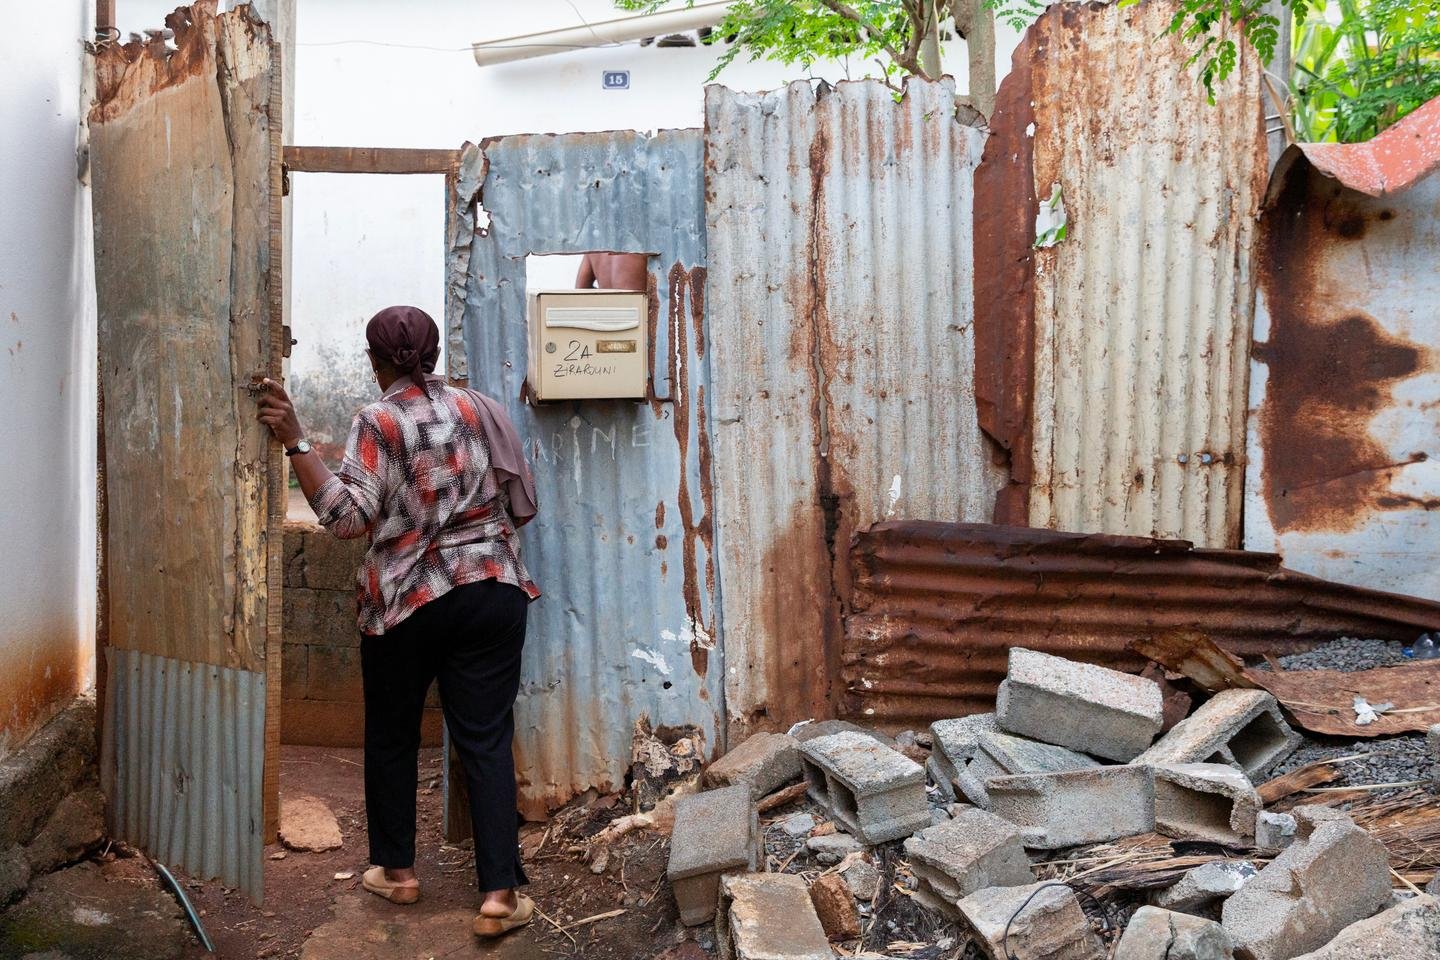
[96,0,115,35]
[282,146,461,175]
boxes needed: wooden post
[95,0,115,38]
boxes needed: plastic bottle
[1415,634,1438,660]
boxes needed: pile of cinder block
[680,645,1433,960]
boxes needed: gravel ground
[1251,637,1411,672]
[1268,734,1434,793]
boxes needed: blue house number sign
[603,70,630,90]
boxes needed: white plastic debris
[1353,695,1394,726]
[1034,183,1068,248]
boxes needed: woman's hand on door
[255,378,304,447]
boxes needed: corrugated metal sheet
[977,1,1268,547]
[451,130,721,819]
[843,521,1440,726]
[705,79,1003,734]
[1244,116,1440,600]
[101,649,265,894]
[1295,94,1440,197]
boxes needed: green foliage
[1290,0,1440,142]
[615,0,922,82]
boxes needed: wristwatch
[285,439,313,457]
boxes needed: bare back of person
[575,252,649,291]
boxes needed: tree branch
[815,0,926,76]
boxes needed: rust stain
[842,520,1440,727]
[654,501,665,529]
[655,534,668,550]
[644,270,661,412]
[972,26,1039,525]
[0,633,82,757]
[91,1,239,124]
[1256,163,1432,533]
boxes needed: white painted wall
[116,0,1026,451]
[0,1,97,757]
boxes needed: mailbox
[527,289,648,401]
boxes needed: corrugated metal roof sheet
[1292,94,1440,198]
[451,130,721,818]
[705,79,1003,732]
[1244,120,1440,601]
[101,649,265,895]
[976,0,1268,547]
[843,521,1440,726]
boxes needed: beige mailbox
[527,289,648,401]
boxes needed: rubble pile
[656,642,1440,959]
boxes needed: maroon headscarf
[366,305,440,393]
[364,305,538,526]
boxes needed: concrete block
[1255,811,1297,853]
[957,881,1106,960]
[1290,894,1440,960]
[790,719,895,749]
[903,806,1035,916]
[292,525,366,591]
[0,845,30,907]
[958,732,1102,808]
[1154,860,1257,912]
[1221,807,1393,960]
[703,732,802,800]
[841,858,880,901]
[304,643,365,703]
[806,833,862,864]
[1152,763,1260,846]
[1135,690,1300,781]
[987,765,1156,850]
[1113,906,1234,960]
[996,648,1164,762]
[929,713,999,788]
[716,873,831,960]
[669,785,760,926]
[800,732,928,844]
[0,696,96,849]
[808,873,860,941]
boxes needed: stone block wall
[282,520,441,746]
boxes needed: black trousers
[360,579,530,892]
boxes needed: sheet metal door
[90,5,283,899]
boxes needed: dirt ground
[174,745,701,960]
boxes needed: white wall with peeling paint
[112,0,1026,456]
[0,0,97,758]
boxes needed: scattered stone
[996,648,1164,762]
[589,848,609,874]
[269,850,287,861]
[927,759,958,803]
[800,732,928,844]
[808,873,861,941]
[903,807,1035,917]
[24,787,105,875]
[1430,725,1439,786]
[841,858,880,901]
[1257,637,1407,673]
[1221,807,1393,960]
[1135,689,1300,781]
[1290,894,1440,960]
[987,765,1156,850]
[704,732,803,800]
[716,872,831,960]
[1154,860,1257,912]
[332,871,354,881]
[1151,763,1260,846]
[0,844,31,905]
[0,859,193,960]
[959,732,1102,808]
[279,795,343,852]
[1255,811,1297,853]
[957,881,1106,960]
[1113,905,1233,960]
[806,833,863,866]
[1268,734,1428,796]
[668,785,760,926]
[779,813,815,838]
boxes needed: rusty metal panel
[101,648,265,894]
[1293,95,1440,197]
[705,80,1002,734]
[90,2,277,897]
[979,2,1268,547]
[843,521,1440,726]
[1245,107,1440,601]
[450,131,720,819]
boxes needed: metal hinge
[282,325,296,358]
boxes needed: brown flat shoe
[362,866,420,905]
[472,894,535,938]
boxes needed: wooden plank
[283,145,460,174]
